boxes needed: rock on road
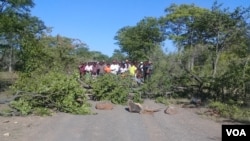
[1,100,223,141]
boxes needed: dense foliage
[11,71,91,115]
[159,2,250,105]
[91,73,143,104]
[209,101,250,122]
[113,2,250,122]
[115,17,166,61]
[0,0,249,121]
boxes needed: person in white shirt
[110,60,120,75]
[119,63,128,74]
[85,62,93,73]
[124,59,131,69]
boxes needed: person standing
[125,59,131,69]
[85,62,93,75]
[110,60,120,75]
[104,63,111,73]
[92,62,99,78]
[98,60,105,76]
[128,62,137,77]
[143,61,153,81]
[78,62,86,78]
[119,63,127,74]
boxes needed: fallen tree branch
[0,91,22,104]
[77,79,92,89]
[0,91,51,104]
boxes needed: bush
[92,74,140,104]
[10,98,32,115]
[33,107,52,116]
[131,91,144,103]
[209,101,250,123]
[10,70,91,115]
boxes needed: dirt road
[1,100,226,141]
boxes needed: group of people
[78,59,153,83]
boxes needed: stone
[3,132,10,137]
[164,106,178,115]
[95,102,114,110]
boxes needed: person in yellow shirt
[128,63,137,76]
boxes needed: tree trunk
[243,57,250,99]
[190,31,194,71]
[212,52,220,78]
[212,31,222,78]
[190,50,194,71]
[8,45,13,72]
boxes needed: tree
[73,41,92,62]
[110,49,127,62]
[115,17,166,61]
[7,34,94,116]
[161,2,250,102]
[161,4,209,71]
[89,51,109,62]
[0,0,46,72]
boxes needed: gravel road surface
[1,100,226,141]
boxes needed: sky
[31,0,249,57]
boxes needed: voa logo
[226,129,246,136]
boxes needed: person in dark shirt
[92,62,99,78]
[78,62,86,78]
[143,61,153,81]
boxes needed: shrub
[209,101,250,122]
[131,91,144,103]
[32,107,52,116]
[92,74,138,105]
[10,70,91,115]
[10,98,32,115]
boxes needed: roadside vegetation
[0,0,249,123]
